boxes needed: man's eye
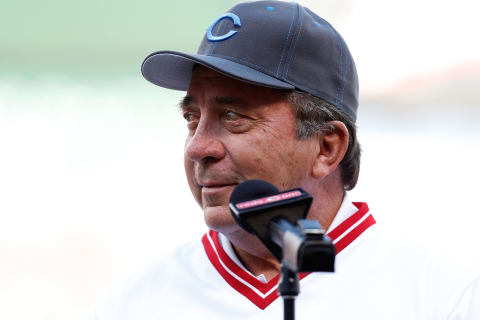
[183,112,197,122]
[224,110,242,121]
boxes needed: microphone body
[229,180,335,272]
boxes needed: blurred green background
[0,0,238,76]
[1,1,479,319]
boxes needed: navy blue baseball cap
[142,1,359,121]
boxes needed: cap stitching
[296,82,355,120]
[210,53,269,73]
[275,2,297,78]
[340,40,347,107]
[284,5,305,78]
[335,38,343,107]
[320,19,343,108]
[292,82,337,112]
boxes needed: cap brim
[141,50,295,91]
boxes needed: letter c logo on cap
[206,13,242,42]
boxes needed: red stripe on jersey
[202,201,374,310]
[327,202,370,240]
[334,214,376,254]
[201,231,279,309]
[209,229,278,295]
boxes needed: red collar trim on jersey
[201,202,375,310]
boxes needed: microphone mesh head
[230,179,279,204]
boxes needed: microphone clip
[270,219,335,273]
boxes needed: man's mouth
[201,183,237,190]
[199,180,238,196]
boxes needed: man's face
[182,66,318,234]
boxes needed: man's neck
[224,228,280,281]
[232,244,280,282]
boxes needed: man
[92,1,479,319]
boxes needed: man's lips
[197,177,238,187]
[199,182,238,194]
[201,183,237,189]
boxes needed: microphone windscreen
[229,180,313,260]
[230,179,279,204]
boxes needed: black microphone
[229,179,335,272]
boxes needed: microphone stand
[278,266,299,320]
[270,219,335,320]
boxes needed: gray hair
[287,91,361,191]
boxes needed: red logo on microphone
[236,190,302,209]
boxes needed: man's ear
[311,121,349,179]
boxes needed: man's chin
[203,205,239,234]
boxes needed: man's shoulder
[91,236,210,320]
[130,238,204,284]
[358,222,479,280]
[356,222,480,318]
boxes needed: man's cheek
[184,161,201,204]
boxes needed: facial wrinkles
[195,162,242,187]
[185,102,241,189]
[186,66,310,192]
[189,131,230,188]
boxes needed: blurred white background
[0,0,479,319]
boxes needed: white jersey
[91,199,480,319]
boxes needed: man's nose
[185,123,226,162]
